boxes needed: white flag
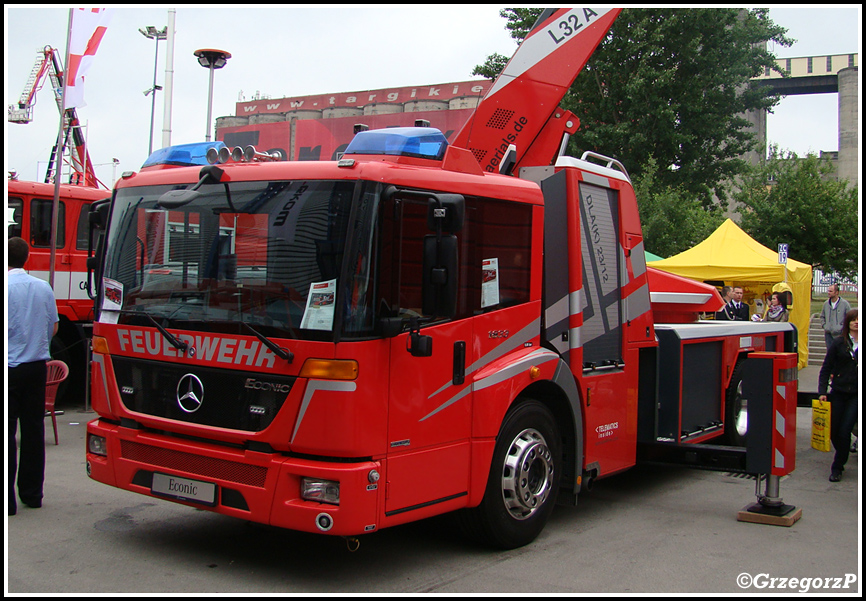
[65,7,114,109]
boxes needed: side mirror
[422,234,458,318]
[87,199,111,302]
[89,198,111,230]
[86,232,105,302]
[408,329,433,357]
[427,194,464,233]
[407,317,433,357]
[157,188,202,209]
[157,165,224,209]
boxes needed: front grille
[122,440,268,487]
[112,356,294,432]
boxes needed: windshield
[101,179,355,340]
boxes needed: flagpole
[161,8,176,149]
[50,8,75,290]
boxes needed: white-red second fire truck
[85,8,798,549]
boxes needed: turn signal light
[299,359,359,381]
[92,336,110,355]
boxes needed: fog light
[301,478,340,505]
[88,434,107,456]
[315,512,334,532]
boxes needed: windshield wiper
[177,314,295,363]
[239,321,294,363]
[115,309,189,354]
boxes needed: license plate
[151,472,216,506]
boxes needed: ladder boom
[453,8,621,173]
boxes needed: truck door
[382,196,474,516]
[576,178,637,475]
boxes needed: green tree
[471,8,539,79]
[474,8,793,208]
[735,146,858,279]
[633,158,725,257]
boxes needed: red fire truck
[85,8,798,549]
[8,177,108,399]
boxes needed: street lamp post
[194,49,231,142]
[140,25,167,155]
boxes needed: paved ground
[6,363,860,595]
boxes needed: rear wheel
[459,399,561,549]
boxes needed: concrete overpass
[748,53,858,187]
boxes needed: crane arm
[453,8,621,173]
[9,46,99,188]
[8,46,55,124]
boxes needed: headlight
[301,478,340,505]
[88,434,107,456]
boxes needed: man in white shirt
[8,237,59,516]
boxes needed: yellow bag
[811,399,831,452]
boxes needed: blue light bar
[141,141,226,168]
[343,127,448,160]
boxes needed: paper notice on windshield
[99,277,123,324]
[481,258,500,309]
[301,279,337,331]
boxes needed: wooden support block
[737,504,802,527]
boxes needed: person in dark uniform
[818,309,859,482]
[728,286,750,321]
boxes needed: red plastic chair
[45,360,69,445]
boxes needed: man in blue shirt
[8,237,59,516]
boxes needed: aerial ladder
[8,45,99,188]
[452,8,619,174]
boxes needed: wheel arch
[520,362,584,504]
[468,352,583,506]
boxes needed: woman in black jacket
[818,308,859,482]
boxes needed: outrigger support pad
[737,474,802,527]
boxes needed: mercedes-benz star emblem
[176,373,204,413]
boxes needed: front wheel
[459,399,561,549]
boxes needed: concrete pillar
[742,106,767,167]
[837,66,858,189]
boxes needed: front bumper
[86,418,383,536]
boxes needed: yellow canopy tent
[648,219,812,368]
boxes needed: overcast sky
[4,5,862,188]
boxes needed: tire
[725,360,748,446]
[459,398,561,549]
